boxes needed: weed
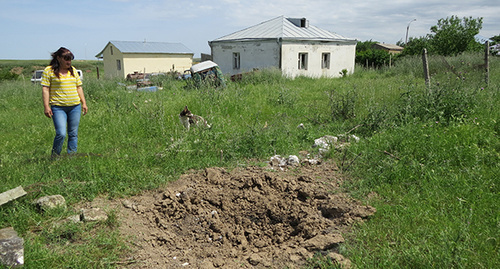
[0,53,498,268]
[327,88,357,121]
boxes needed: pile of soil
[84,161,375,268]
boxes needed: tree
[490,35,500,45]
[400,36,432,56]
[355,40,392,68]
[356,40,377,53]
[429,16,483,56]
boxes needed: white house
[209,16,357,78]
[95,41,194,79]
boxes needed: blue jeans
[51,104,81,155]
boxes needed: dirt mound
[85,161,375,268]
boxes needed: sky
[1,0,499,60]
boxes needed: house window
[298,53,308,70]
[110,46,114,55]
[116,59,121,71]
[233,52,240,70]
[322,53,331,69]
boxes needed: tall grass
[0,53,498,268]
[336,53,499,268]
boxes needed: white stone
[313,135,338,150]
[81,208,108,222]
[33,195,66,210]
[287,155,300,166]
[0,227,24,267]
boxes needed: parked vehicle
[76,69,83,80]
[490,44,500,56]
[188,60,226,88]
[31,70,43,83]
[180,70,191,80]
[31,69,83,83]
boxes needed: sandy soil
[81,160,375,268]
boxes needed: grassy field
[0,54,498,268]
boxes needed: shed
[373,43,404,54]
[95,41,194,78]
[209,16,357,78]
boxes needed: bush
[0,68,19,81]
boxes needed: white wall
[211,39,356,78]
[281,41,356,78]
[211,40,280,76]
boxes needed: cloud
[1,0,499,59]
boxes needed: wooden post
[96,67,100,80]
[422,48,430,89]
[485,41,490,86]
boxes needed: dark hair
[50,47,75,78]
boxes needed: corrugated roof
[375,43,403,50]
[95,41,193,57]
[211,16,355,42]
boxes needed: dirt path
[83,160,375,268]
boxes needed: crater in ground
[81,161,375,268]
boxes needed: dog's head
[179,106,193,118]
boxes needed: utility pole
[405,19,416,45]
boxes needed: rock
[351,205,377,219]
[287,155,300,166]
[248,253,263,266]
[33,195,66,210]
[313,135,338,150]
[205,167,224,185]
[328,252,352,269]
[67,214,81,223]
[270,155,287,167]
[0,186,27,206]
[308,158,320,165]
[297,123,305,129]
[302,158,320,165]
[349,134,360,142]
[81,208,108,222]
[303,233,344,251]
[122,199,134,209]
[269,155,302,169]
[0,227,24,267]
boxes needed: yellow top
[41,66,82,106]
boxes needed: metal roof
[375,43,403,51]
[95,41,193,57]
[190,60,218,73]
[211,16,355,43]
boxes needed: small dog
[179,106,211,131]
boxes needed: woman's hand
[82,103,88,115]
[44,106,53,118]
[42,86,52,118]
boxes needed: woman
[41,47,87,156]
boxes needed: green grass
[0,59,102,81]
[0,53,499,268]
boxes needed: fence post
[422,48,430,89]
[485,41,490,86]
[96,66,100,80]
